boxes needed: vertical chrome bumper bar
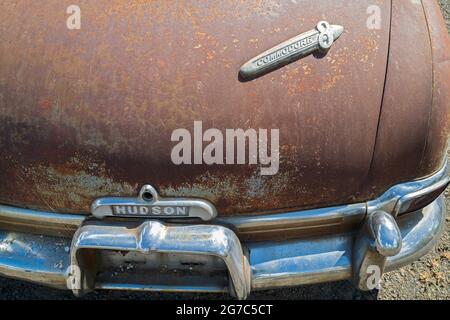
[352,211,402,290]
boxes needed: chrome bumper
[0,162,448,299]
[0,196,445,299]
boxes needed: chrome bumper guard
[0,162,448,298]
[70,222,251,299]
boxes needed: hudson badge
[91,184,217,221]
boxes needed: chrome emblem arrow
[239,21,344,81]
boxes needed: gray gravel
[0,1,449,300]
[440,0,450,30]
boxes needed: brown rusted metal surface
[0,0,402,217]
[367,0,433,194]
[419,0,450,175]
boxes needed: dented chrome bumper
[0,163,448,299]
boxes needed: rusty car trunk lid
[0,0,391,216]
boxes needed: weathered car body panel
[367,0,450,195]
[0,0,393,216]
[419,0,450,174]
[367,0,433,191]
[0,0,450,298]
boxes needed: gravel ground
[0,1,449,300]
[440,0,450,30]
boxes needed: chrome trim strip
[0,204,85,236]
[218,203,366,236]
[367,160,449,217]
[95,282,228,294]
[0,160,448,238]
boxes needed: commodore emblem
[91,184,217,221]
[239,21,344,81]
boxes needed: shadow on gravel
[0,277,378,300]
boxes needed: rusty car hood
[0,0,391,216]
